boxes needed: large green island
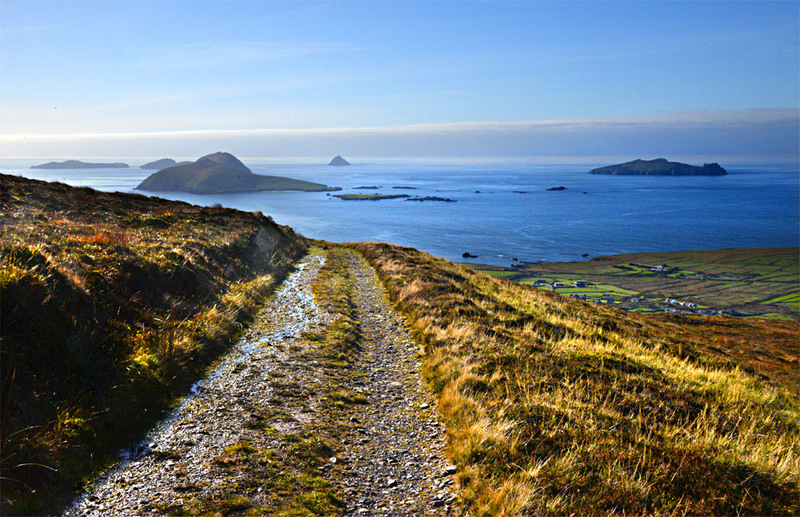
[590,158,727,176]
[136,152,340,194]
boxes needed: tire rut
[329,249,455,516]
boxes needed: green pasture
[471,247,799,319]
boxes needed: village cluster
[531,280,728,315]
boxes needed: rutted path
[329,249,456,515]
[65,248,456,516]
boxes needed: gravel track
[330,249,455,516]
[64,249,456,516]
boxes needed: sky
[0,0,798,164]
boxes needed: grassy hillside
[476,247,799,319]
[0,175,307,514]
[348,242,799,516]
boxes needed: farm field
[474,247,799,319]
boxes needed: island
[405,196,457,202]
[136,152,340,194]
[333,194,410,201]
[328,155,350,166]
[140,158,177,170]
[547,186,567,191]
[589,158,727,176]
[31,160,128,169]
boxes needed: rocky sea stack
[328,155,350,166]
[590,158,727,176]
[136,152,340,194]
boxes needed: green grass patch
[763,293,800,310]
[481,247,799,319]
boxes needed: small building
[553,282,565,288]
[573,281,587,288]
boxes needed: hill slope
[590,158,727,176]
[2,174,797,516]
[137,152,340,194]
[348,241,798,516]
[0,175,307,514]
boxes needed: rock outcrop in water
[328,155,350,166]
[589,158,727,176]
[136,152,340,194]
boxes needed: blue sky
[0,1,798,162]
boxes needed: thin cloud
[1,108,795,140]
[140,41,357,70]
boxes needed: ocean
[4,161,798,266]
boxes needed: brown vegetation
[0,175,307,514]
[347,241,799,516]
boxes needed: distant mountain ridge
[590,158,727,176]
[136,152,340,194]
[32,160,128,169]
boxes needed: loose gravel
[64,249,457,516]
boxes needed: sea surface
[4,161,798,266]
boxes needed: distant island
[405,196,456,202]
[136,152,340,194]
[334,193,409,201]
[589,158,727,176]
[31,160,128,169]
[328,155,350,166]
[140,158,177,170]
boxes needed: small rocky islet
[328,155,351,166]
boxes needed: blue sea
[3,161,798,266]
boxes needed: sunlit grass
[348,241,799,516]
[0,175,307,514]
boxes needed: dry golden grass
[0,175,307,514]
[347,242,799,516]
